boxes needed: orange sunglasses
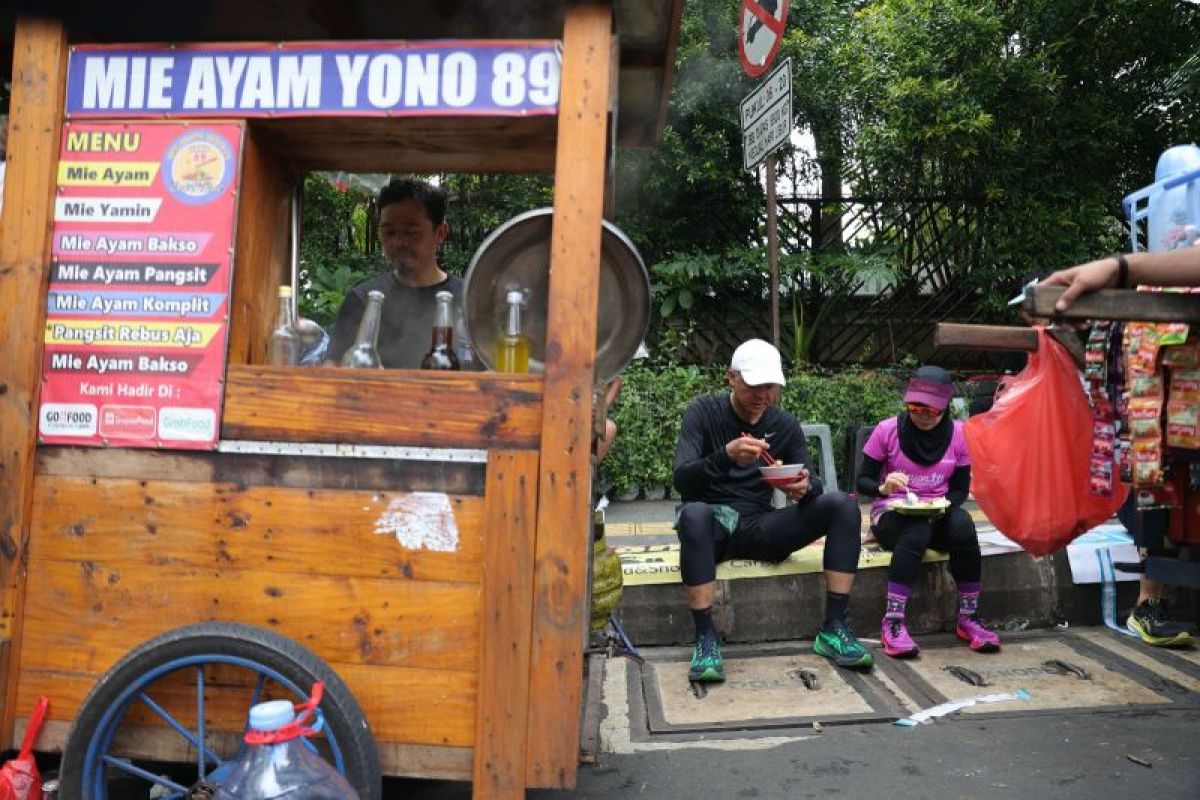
[905,402,943,417]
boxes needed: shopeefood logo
[162,130,234,205]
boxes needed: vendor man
[673,339,871,682]
[327,176,474,368]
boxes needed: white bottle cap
[506,290,523,304]
[249,700,296,731]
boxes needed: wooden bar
[935,322,1038,352]
[473,450,539,796]
[0,17,67,747]
[1027,284,1200,323]
[936,322,1085,368]
[222,366,544,448]
[527,4,613,789]
[228,127,291,366]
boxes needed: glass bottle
[494,289,530,373]
[268,285,299,366]
[340,289,384,368]
[421,290,460,370]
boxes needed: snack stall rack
[0,2,682,797]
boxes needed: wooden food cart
[0,2,682,797]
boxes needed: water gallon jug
[1122,144,1200,252]
[214,694,358,799]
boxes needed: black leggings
[676,492,863,586]
[873,506,980,587]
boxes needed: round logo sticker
[162,131,234,205]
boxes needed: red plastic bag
[0,696,48,800]
[965,329,1128,556]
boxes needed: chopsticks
[742,432,776,465]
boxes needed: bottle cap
[367,289,385,300]
[436,290,453,300]
[506,290,523,304]
[277,285,293,298]
[249,700,296,731]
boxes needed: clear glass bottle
[494,289,530,373]
[340,289,384,368]
[421,290,460,370]
[268,285,299,366]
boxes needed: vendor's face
[378,200,447,282]
[727,369,779,424]
[905,402,945,431]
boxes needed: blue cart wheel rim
[81,652,349,798]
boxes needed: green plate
[888,498,950,516]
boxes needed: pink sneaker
[956,615,1001,652]
[881,616,919,658]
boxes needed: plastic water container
[1123,144,1200,252]
[214,700,358,799]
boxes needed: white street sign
[740,57,792,172]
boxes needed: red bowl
[763,475,797,488]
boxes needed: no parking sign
[738,0,789,78]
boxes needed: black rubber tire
[58,621,381,799]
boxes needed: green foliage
[298,174,379,327]
[598,364,906,496]
[439,173,554,275]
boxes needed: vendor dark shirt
[327,272,472,369]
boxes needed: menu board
[38,121,244,450]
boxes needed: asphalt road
[386,706,1200,799]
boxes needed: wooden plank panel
[222,366,544,449]
[20,560,480,674]
[16,661,476,748]
[37,446,487,495]
[527,4,613,789]
[227,126,291,366]
[259,116,557,175]
[473,450,538,794]
[32,475,484,584]
[0,17,68,746]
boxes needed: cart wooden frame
[0,3,683,796]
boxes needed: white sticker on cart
[374,492,459,552]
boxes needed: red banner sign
[39,121,244,450]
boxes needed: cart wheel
[58,622,381,800]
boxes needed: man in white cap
[673,339,870,682]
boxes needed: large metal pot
[462,208,650,382]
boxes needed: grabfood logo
[158,407,215,441]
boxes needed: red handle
[18,696,49,758]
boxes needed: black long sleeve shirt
[673,393,823,517]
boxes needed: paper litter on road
[893,689,1031,727]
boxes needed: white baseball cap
[729,339,786,386]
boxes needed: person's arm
[1043,249,1200,311]
[946,465,970,508]
[856,453,885,497]
[672,401,735,498]
[325,290,365,365]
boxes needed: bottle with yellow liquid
[494,289,530,373]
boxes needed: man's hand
[777,469,811,502]
[1041,257,1119,311]
[727,433,771,465]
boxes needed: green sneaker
[814,619,874,670]
[1127,598,1195,648]
[688,631,725,682]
